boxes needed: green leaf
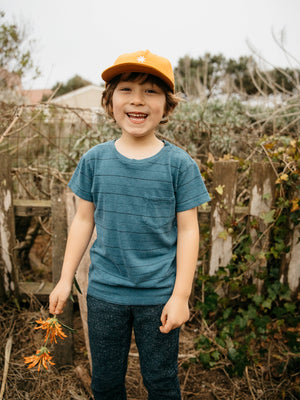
[215,337,226,348]
[272,306,287,318]
[223,307,233,320]
[267,282,281,300]
[211,350,221,361]
[253,294,264,305]
[262,193,271,200]
[73,276,82,294]
[234,315,248,329]
[242,305,257,321]
[260,209,275,224]
[218,230,228,240]
[241,284,256,297]
[262,298,273,309]
[59,320,77,333]
[254,315,271,333]
[227,347,249,376]
[197,335,211,350]
[228,347,238,361]
[284,302,296,313]
[279,287,291,301]
[199,352,211,366]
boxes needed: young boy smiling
[49,50,210,399]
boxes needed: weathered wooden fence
[0,156,19,301]
[1,156,299,368]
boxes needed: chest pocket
[142,196,175,229]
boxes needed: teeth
[127,113,147,118]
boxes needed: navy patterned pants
[87,295,181,400]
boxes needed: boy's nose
[130,90,144,105]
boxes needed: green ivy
[195,141,300,378]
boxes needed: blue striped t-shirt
[68,139,210,305]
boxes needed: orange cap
[101,50,175,93]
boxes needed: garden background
[0,12,299,399]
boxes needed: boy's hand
[49,280,72,315]
[159,295,190,334]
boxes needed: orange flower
[24,346,55,371]
[35,317,67,344]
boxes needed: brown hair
[101,72,180,124]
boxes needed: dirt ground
[2,233,298,399]
[1,299,295,400]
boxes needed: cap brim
[101,63,174,93]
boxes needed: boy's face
[111,79,166,139]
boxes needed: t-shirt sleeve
[176,158,210,212]
[68,155,94,202]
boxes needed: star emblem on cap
[137,56,145,63]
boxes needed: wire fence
[0,104,118,199]
[1,95,299,200]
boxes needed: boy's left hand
[159,295,190,334]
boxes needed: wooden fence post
[248,162,277,291]
[51,180,73,367]
[0,155,19,302]
[281,185,300,293]
[209,161,238,275]
[286,224,300,293]
[65,190,93,372]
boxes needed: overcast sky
[2,0,300,90]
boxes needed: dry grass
[0,301,298,400]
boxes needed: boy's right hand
[49,280,72,315]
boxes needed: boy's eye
[120,87,131,92]
[146,89,156,94]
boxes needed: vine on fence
[195,135,300,396]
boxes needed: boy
[49,50,210,400]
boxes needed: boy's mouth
[127,112,148,123]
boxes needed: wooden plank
[51,181,73,367]
[19,281,53,295]
[281,186,300,293]
[197,205,248,215]
[19,281,78,302]
[65,190,93,371]
[0,155,19,301]
[13,199,51,216]
[248,162,277,292]
[12,199,248,218]
[209,161,238,275]
[287,225,300,292]
[19,281,54,302]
